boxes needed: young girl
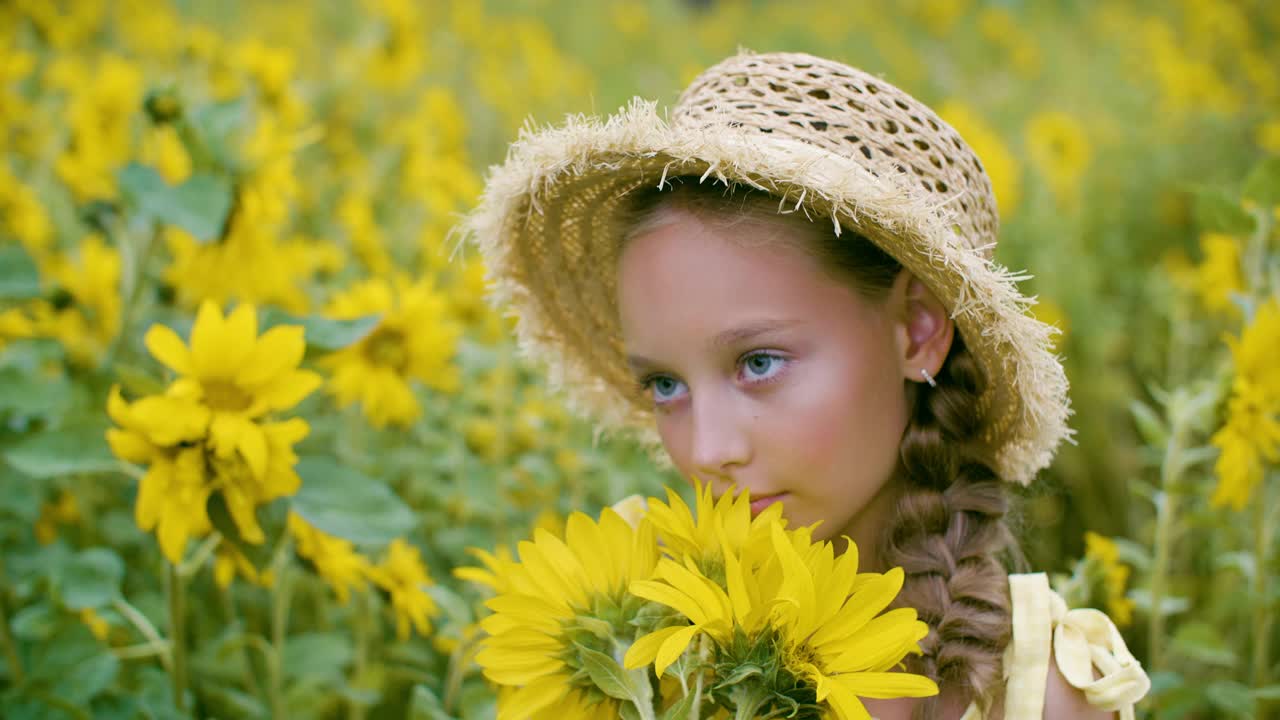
[464,51,1150,719]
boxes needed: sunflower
[1025,110,1092,206]
[107,301,319,562]
[319,275,462,428]
[644,478,785,575]
[1211,299,1280,509]
[473,508,661,719]
[368,539,439,640]
[289,511,372,604]
[626,509,936,719]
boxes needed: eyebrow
[626,318,799,373]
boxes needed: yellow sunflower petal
[144,324,193,376]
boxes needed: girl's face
[617,206,953,553]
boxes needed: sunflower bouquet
[458,483,938,720]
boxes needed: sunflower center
[203,380,253,412]
[364,327,408,371]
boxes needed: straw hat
[462,50,1073,486]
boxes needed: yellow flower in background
[904,0,972,37]
[1031,298,1070,352]
[453,544,518,594]
[35,490,80,545]
[978,7,1040,79]
[146,300,320,428]
[106,389,214,563]
[80,608,112,642]
[1025,110,1092,206]
[114,0,182,59]
[336,191,392,276]
[1165,232,1248,318]
[54,55,144,201]
[1211,300,1280,510]
[368,539,439,640]
[289,512,372,604]
[0,307,34,353]
[214,543,274,589]
[0,167,54,257]
[146,301,318,541]
[140,124,192,184]
[364,0,429,91]
[164,223,336,312]
[33,234,122,367]
[1259,119,1280,154]
[1083,532,1135,627]
[937,101,1021,218]
[474,508,659,719]
[107,303,318,562]
[13,0,108,50]
[320,276,462,428]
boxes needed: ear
[890,271,954,383]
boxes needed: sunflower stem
[442,626,481,714]
[219,583,264,701]
[104,219,160,370]
[729,684,771,720]
[1252,473,1274,716]
[0,557,25,685]
[348,589,369,720]
[166,562,190,711]
[690,634,709,720]
[1147,405,1184,675]
[269,539,295,720]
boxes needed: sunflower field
[0,0,1277,718]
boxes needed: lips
[749,492,788,517]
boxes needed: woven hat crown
[670,53,1000,257]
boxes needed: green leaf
[1170,621,1238,668]
[117,163,233,242]
[291,457,416,546]
[0,367,73,421]
[1206,680,1255,718]
[58,548,124,610]
[409,685,454,720]
[659,688,699,720]
[426,584,474,627]
[714,663,764,690]
[1255,684,1280,700]
[0,245,41,299]
[260,308,382,351]
[27,622,119,705]
[10,603,59,641]
[3,424,120,478]
[165,172,234,240]
[577,645,642,702]
[283,632,354,681]
[573,615,617,641]
[1128,399,1167,448]
[1192,186,1256,235]
[1243,156,1280,208]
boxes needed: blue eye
[646,375,687,404]
[740,352,786,382]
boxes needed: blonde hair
[619,178,1017,716]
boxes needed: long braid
[884,333,1014,717]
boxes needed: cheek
[769,351,907,491]
[655,413,694,474]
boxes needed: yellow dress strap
[1004,572,1150,720]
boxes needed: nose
[688,390,752,481]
